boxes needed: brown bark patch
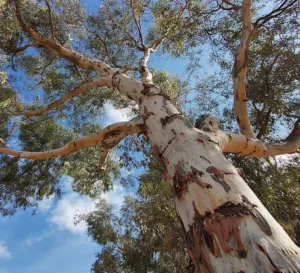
[141,82,157,96]
[204,213,247,258]
[172,164,212,199]
[172,164,189,199]
[142,106,155,121]
[152,144,169,180]
[160,114,193,128]
[185,202,215,273]
[206,166,231,193]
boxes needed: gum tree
[0,0,300,272]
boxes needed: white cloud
[47,184,126,235]
[48,193,95,234]
[38,196,54,212]
[0,242,11,259]
[104,102,132,125]
[102,184,126,208]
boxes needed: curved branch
[219,129,300,158]
[15,1,98,70]
[219,131,267,156]
[0,121,144,160]
[232,0,256,139]
[13,78,108,117]
[15,1,155,102]
[12,42,41,53]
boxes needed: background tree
[0,0,300,272]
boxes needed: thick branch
[139,49,153,84]
[0,122,144,160]
[219,130,300,157]
[15,2,98,70]
[199,115,300,157]
[15,2,148,102]
[13,78,107,117]
[219,131,267,156]
[232,0,256,138]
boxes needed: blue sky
[0,1,213,272]
[0,104,132,273]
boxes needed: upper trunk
[140,93,300,273]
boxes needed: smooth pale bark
[233,0,256,139]
[139,92,300,272]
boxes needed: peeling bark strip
[186,198,274,266]
[185,201,215,273]
[202,202,248,258]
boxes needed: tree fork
[140,93,300,272]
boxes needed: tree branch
[13,78,107,117]
[12,42,41,53]
[253,0,298,28]
[45,0,55,42]
[99,132,128,169]
[139,49,153,84]
[198,115,300,158]
[232,0,256,138]
[15,1,98,70]
[256,108,272,139]
[15,1,148,102]
[219,127,300,157]
[148,2,188,52]
[129,0,145,49]
[219,0,242,11]
[0,121,144,160]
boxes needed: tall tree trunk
[141,94,300,272]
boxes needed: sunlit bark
[0,122,143,160]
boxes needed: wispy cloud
[47,183,127,235]
[23,230,53,247]
[0,242,11,259]
[48,193,95,234]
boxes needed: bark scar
[206,166,231,192]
